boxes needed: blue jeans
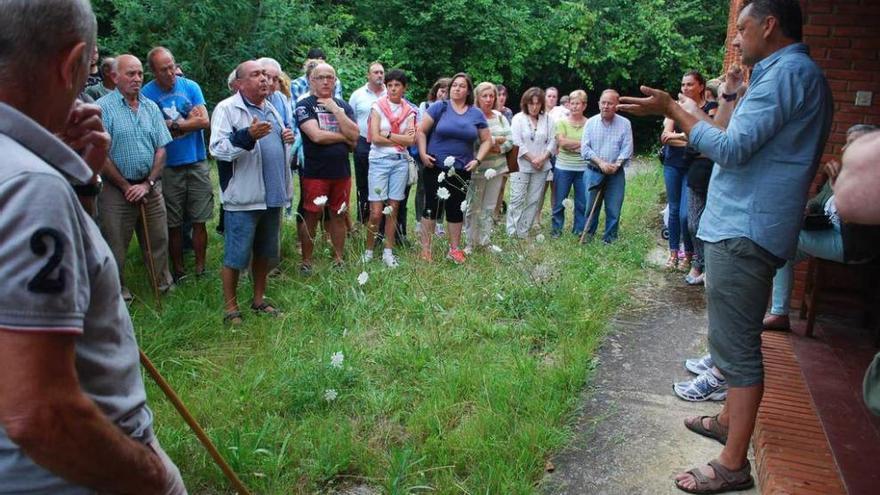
[663,165,692,253]
[552,169,586,235]
[769,227,844,315]
[585,167,626,243]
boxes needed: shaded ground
[542,248,760,495]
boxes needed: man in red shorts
[294,62,359,272]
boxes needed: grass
[126,159,663,494]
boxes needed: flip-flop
[675,459,754,494]
[250,302,281,317]
[684,414,728,445]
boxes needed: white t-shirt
[368,100,416,157]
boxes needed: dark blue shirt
[426,101,487,170]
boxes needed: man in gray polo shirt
[0,0,184,492]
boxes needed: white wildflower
[337,201,348,214]
[357,271,369,286]
[313,195,328,206]
[484,168,498,180]
[330,351,344,369]
[562,198,574,209]
[460,201,468,213]
[443,156,455,168]
[374,187,382,194]
[536,233,546,243]
[437,187,451,200]
[383,205,393,215]
[323,389,338,402]
[489,244,503,253]
[496,293,504,301]
[437,171,446,183]
[447,166,457,176]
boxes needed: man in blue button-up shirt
[620,0,832,492]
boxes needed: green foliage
[125,161,664,493]
[94,0,727,111]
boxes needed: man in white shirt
[348,62,386,224]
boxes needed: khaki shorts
[162,160,214,228]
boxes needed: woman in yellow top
[552,90,590,237]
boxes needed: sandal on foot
[665,253,679,269]
[684,414,728,445]
[674,459,754,494]
[223,310,243,326]
[250,302,281,317]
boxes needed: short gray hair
[0,0,97,87]
[257,57,282,73]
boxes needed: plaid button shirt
[98,90,172,180]
[290,75,344,102]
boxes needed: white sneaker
[382,251,399,268]
[361,250,374,263]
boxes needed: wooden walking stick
[138,202,162,310]
[140,350,252,495]
[579,180,607,244]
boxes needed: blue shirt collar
[752,43,808,80]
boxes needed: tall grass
[127,161,663,493]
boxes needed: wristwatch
[148,178,156,190]
[73,175,103,197]
[722,92,738,102]
[385,131,392,139]
[171,121,181,133]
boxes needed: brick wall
[723,0,880,311]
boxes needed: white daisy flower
[437,187,451,200]
[562,198,574,209]
[330,351,344,369]
[484,168,498,180]
[536,233,546,243]
[323,389,338,402]
[443,156,455,168]
[460,201,468,213]
[313,195,328,206]
[437,171,446,183]
[337,201,348,214]
[489,244,503,253]
[357,271,369,285]
[383,205,393,215]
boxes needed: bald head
[309,63,337,98]
[113,55,144,100]
[235,60,270,103]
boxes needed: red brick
[829,48,878,60]
[853,59,880,71]
[808,37,852,49]
[806,2,833,14]
[848,80,880,92]
[852,38,880,50]
[833,26,876,37]
[803,24,830,36]
[835,3,880,15]
[809,14,864,25]
[818,59,853,70]
[825,69,874,81]
[828,79,848,91]
[827,132,847,145]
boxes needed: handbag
[406,154,418,186]
[506,145,519,173]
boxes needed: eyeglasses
[313,75,336,82]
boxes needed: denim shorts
[368,153,409,201]
[705,237,784,387]
[223,207,281,270]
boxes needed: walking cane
[579,179,607,244]
[140,350,252,495]
[138,202,162,310]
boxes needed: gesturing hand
[248,117,272,140]
[720,65,744,96]
[60,100,110,175]
[618,86,675,117]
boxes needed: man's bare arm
[101,158,131,191]
[176,104,209,132]
[0,330,165,494]
[300,119,348,145]
[148,147,166,184]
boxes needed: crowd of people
[71,41,637,322]
[4,0,880,494]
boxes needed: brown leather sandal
[684,414,728,445]
[674,459,754,494]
